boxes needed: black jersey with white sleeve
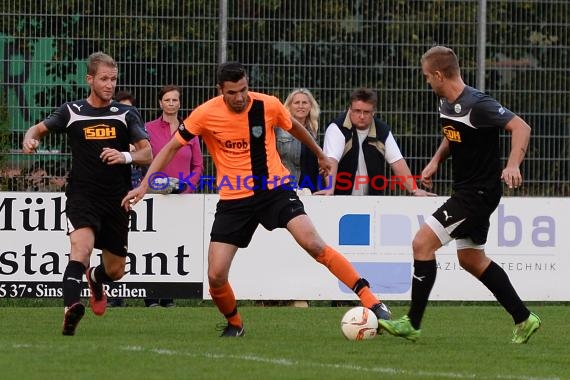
[438,86,515,191]
[43,99,149,198]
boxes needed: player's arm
[420,138,450,190]
[22,122,49,153]
[314,158,338,196]
[390,159,436,196]
[121,134,186,209]
[431,138,451,165]
[144,137,185,184]
[130,139,153,165]
[287,118,334,177]
[383,131,435,196]
[287,118,322,156]
[100,141,152,166]
[102,108,153,165]
[502,115,531,189]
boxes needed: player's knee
[412,235,427,257]
[105,267,125,281]
[412,230,438,260]
[207,271,227,288]
[457,257,470,270]
[208,278,225,288]
[458,257,479,275]
[305,240,326,258]
[69,249,91,265]
[457,255,488,276]
[298,233,326,258]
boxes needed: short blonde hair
[421,45,460,78]
[284,88,320,137]
[87,52,117,76]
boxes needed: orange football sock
[209,282,243,328]
[315,245,380,309]
[356,286,381,309]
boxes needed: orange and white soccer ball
[340,306,378,340]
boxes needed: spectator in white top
[319,88,434,196]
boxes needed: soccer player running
[22,52,152,335]
[122,61,391,337]
[379,46,540,344]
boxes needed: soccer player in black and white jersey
[379,46,541,344]
[22,52,152,335]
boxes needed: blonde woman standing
[276,88,321,192]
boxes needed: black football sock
[92,265,114,284]
[479,261,530,324]
[408,259,437,329]
[63,260,86,307]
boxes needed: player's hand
[100,147,127,165]
[411,188,437,196]
[501,166,523,189]
[317,155,334,177]
[313,172,334,195]
[121,185,148,211]
[420,162,438,190]
[314,188,334,196]
[22,138,39,154]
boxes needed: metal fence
[1,0,568,195]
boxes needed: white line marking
[120,345,560,380]
[2,343,558,380]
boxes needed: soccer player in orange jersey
[122,62,391,337]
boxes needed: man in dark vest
[320,88,434,196]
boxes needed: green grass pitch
[0,304,567,380]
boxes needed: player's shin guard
[210,282,243,328]
[408,259,437,329]
[479,261,530,324]
[351,278,380,309]
[63,260,86,307]
[93,265,115,283]
[316,245,380,308]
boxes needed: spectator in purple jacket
[144,85,204,307]
[145,85,203,195]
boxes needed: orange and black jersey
[439,86,515,191]
[43,99,148,198]
[177,92,292,200]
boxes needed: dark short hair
[158,84,182,101]
[115,90,136,106]
[349,88,377,109]
[217,61,247,86]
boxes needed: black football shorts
[210,186,306,248]
[65,194,129,257]
[430,188,501,246]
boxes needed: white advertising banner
[205,195,569,301]
[0,193,204,299]
[1,192,567,301]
